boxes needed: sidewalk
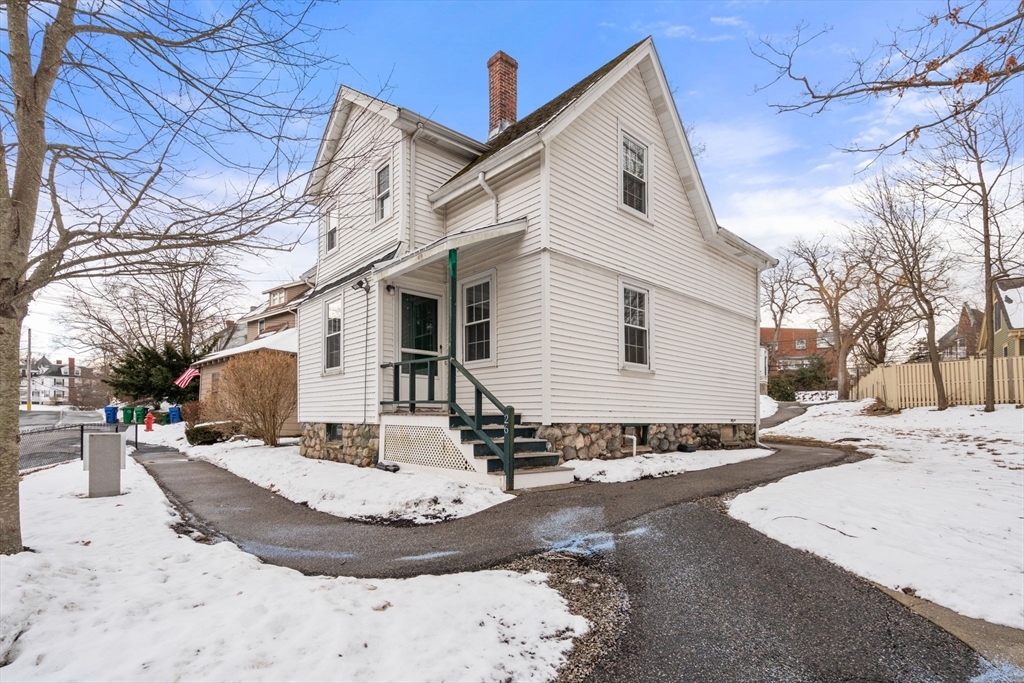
[134,442,857,578]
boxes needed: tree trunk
[0,310,24,554]
[925,314,948,410]
[836,343,851,400]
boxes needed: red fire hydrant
[144,411,154,432]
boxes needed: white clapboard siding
[445,159,543,253]
[412,141,466,248]
[549,252,757,423]
[548,66,756,318]
[318,106,404,285]
[297,281,379,424]
[546,65,759,423]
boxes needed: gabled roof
[444,39,646,186]
[996,277,1024,329]
[194,328,298,368]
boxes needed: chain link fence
[19,423,138,471]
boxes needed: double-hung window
[463,277,492,363]
[622,284,650,368]
[375,165,391,221]
[325,298,343,370]
[325,210,338,252]
[621,134,647,215]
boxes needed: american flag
[173,367,200,388]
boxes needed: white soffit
[373,219,528,281]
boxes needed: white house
[297,38,776,490]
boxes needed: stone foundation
[533,422,757,462]
[299,423,379,467]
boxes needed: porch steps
[451,413,573,485]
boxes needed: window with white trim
[621,134,647,215]
[463,278,492,363]
[375,164,391,221]
[325,298,343,370]
[270,290,284,306]
[795,338,807,350]
[257,318,266,334]
[623,285,649,367]
[325,210,338,252]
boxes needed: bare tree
[854,173,958,409]
[58,248,241,361]
[790,237,907,399]
[913,99,1023,410]
[760,251,801,372]
[217,350,297,447]
[755,0,1024,153]
[0,0,360,554]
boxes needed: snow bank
[568,448,773,483]
[140,424,512,524]
[760,394,779,419]
[731,400,1024,629]
[795,390,838,403]
[1,460,587,681]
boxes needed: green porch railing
[380,356,515,491]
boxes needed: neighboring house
[237,271,314,343]
[192,328,300,437]
[759,328,836,377]
[297,38,775,490]
[19,357,85,405]
[207,319,249,353]
[936,304,983,361]
[978,277,1024,357]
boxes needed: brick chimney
[487,51,518,140]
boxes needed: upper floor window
[325,209,338,253]
[622,284,650,368]
[621,134,647,215]
[375,164,391,221]
[325,298,343,371]
[463,277,493,363]
[795,338,807,350]
[257,319,266,334]
[270,290,285,306]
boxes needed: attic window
[621,135,647,215]
[270,291,285,306]
[375,164,391,221]
[795,338,807,350]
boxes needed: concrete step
[490,465,575,490]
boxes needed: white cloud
[710,16,747,28]
[693,118,798,171]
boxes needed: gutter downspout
[755,265,765,449]
[478,172,498,225]
[408,123,424,250]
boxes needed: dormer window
[375,164,391,221]
[270,290,285,306]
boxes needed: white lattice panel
[382,424,474,471]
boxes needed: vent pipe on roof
[487,51,518,141]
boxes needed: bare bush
[217,351,296,447]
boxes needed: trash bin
[121,406,134,423]
[168,406,181,424]
[160,413,169,425]
[134,406,147,423]
[104,406,117,424]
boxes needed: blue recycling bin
[104,406,117,424]
[168,406,181,424]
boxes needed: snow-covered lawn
[760,394,779,419]
[730,400,1024,629]
[140,423,512,524]
[0,460,587,682]
[568,448,774,483]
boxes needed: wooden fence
[851,356,1024,409]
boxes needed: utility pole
[25,329,32,412]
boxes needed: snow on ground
[0,460,587,682]
[730,400,1024,629]
[568,448,774,483]
[795,390,838,403]
[760,394,779,419]
[140,423,513,524]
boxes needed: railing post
[80,424,84,460]
[393,364,400,403]
[428,360,436,402]
[448,248,457,408]
[409,361,417,414]
[474,387,482,431]
[504,405,515,491]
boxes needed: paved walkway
[760,401,807,429]
[134,442,856,578]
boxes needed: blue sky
[26,0,985,358]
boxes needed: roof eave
[428,132,543,208]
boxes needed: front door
[399,292,442,403]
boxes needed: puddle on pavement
[239,541,357,562]
[394,550,461,562]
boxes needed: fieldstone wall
[533,422,757,462]
[299,423,379,467]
